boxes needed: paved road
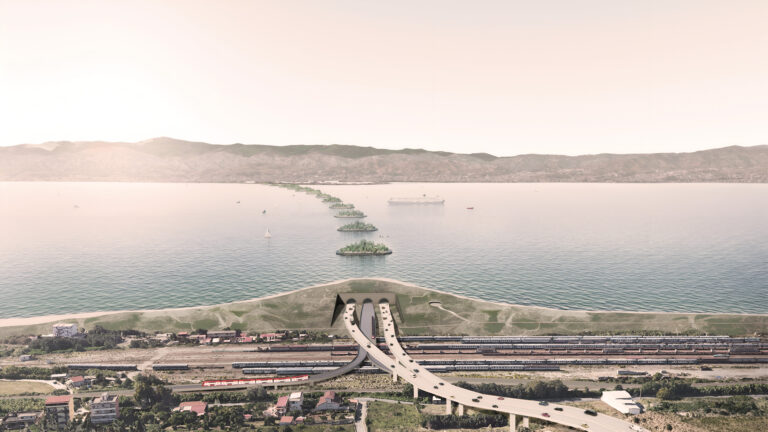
[343,302,645,432]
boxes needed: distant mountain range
[1,137,766,182]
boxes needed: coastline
[1,277,766,330]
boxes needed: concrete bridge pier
[444,400,452,414]
[413,385,419,398]
[509,414,516,431]
[522,416,530,427]
[457,403,464,416]
[392,371,397,382]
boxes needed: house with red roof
[315,390,342,411]
[279,416,294,426]
[174,401,207,416]
[45,395,74,427]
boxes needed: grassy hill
[0,279,765,337]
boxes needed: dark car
[492,404,498,408]
[554,407,563,412]
[584,409,598,416]
[539,401,548,406]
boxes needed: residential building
[0,411,42,430]
[288,392,303,411]
[68,376,89,388]
[315,391,342,411]
[275,396,289,416]
[279,416,294,426]
[90,393,119,424]
[52,323,78,338]
[259,332,284,342]
[174,401,207,417]
[207,330,236,338]
[601,390,642,415]
[45,395,74,427]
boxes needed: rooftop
[45,395,72,405]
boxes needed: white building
[601,390,642,415]
[288,392,304,411]
[90,393,120,424]
[53,323,78,338]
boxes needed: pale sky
[1,0,767,156]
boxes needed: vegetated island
[321,195,342,203]
[336,240,391,256]
[329,203,355,209]
[337,221,377,232]
[334,210,366,218]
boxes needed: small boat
[466,207,474,210]
[264,229,272,238]
[236,201,240,204]
[262,209,266,214]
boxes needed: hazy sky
[1,1,767,156]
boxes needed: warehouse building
[601,390,641,414]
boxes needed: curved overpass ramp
[343,301,643,432]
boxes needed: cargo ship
[388,194,444,205]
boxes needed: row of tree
[454,379,595,400]
[422,414,507,429]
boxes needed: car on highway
[554,407,563,411]
[542,413,550,418]
[584,409,598,416]
[581,424,589,429]
[472,398,479,403]
[539,401,548,406]
[497,397,504,400]
[492,404,498,408]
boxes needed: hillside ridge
[2,138,767,182]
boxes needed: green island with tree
[329,203,355,209]
[337,221,377,232]
[336,240,392,256]
[321,195,342,203]
[334,210,366,218]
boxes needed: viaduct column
[509,414,516,431]
[413,385,419,398]
[457,403,464,416]
[522,416,530,427]
[444,399,452,414]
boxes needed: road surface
[343,301,645,432]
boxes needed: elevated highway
[343,301,645,432]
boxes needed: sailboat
[262,209,267,214]
[264,228,272,238]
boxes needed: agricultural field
[0,379,54,395]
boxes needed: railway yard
[3,334,766,386]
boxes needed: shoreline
[1,277,766,330]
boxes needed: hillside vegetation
[0,279,764,338]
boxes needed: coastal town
[1,295,766,431]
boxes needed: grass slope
[0,279,765,337]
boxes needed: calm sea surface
[1,182,767,318]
